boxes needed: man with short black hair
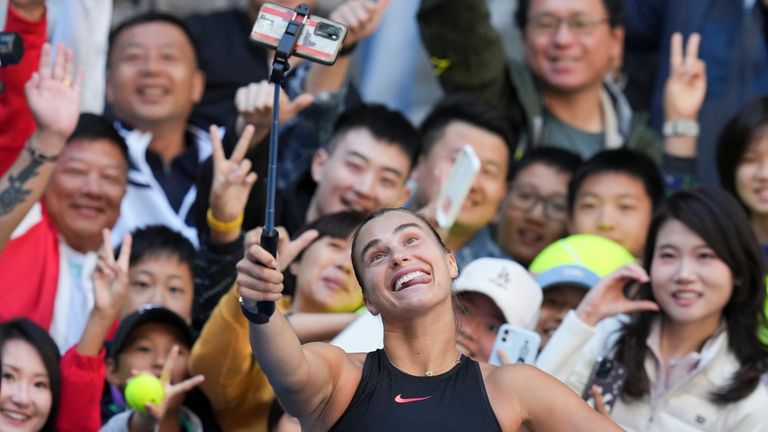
[410,95,514,269]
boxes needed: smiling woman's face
[0,339,53,432]
[353,210,458,317]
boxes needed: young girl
[0,319,60,432]
[538,188,768,431]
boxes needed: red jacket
[0,4,46,175]
[56,346,106,432]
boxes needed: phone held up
[435,145,481,230]
[488,323,541,366]
[250,2,348,66]
[582,357,627,413]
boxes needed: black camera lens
[315,22,341,40]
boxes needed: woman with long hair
[0,319,60,432]
[538,188,768,431]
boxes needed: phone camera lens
[315,23,341,40]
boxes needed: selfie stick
[248,4,311,324]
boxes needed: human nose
[353,171,375,198]
[674,257,695,283]
[596,205,616,232]
[9,381,31,405]
[81,172,103,196]
[552,18,578,44]
[757,156,768,179]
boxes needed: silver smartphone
[250,2,348,66]
[488,323,541,365]
[435,145,481,230]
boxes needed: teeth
[673,291,699,299]
[4,412,29,421]
[140,87,166,97]
[395,271,426,291]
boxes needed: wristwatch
[663,119,699,138]
[239,296,275,324]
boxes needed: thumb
[618,300,660,315]
[291,93,315,114]
[282,229,320,265]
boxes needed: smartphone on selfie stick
[241,4,347,323]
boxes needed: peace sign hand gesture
[208,124,258,226]
[92,229,132,321]
[575,264,659,327]
[664,32,707,121]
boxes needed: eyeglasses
[528,14,609,36]
[507,185,568,220]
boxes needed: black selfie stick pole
[247,4,311,324]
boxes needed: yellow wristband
[206,209,244,233]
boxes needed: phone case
[435,145,481,230]
[488,324,541,366]
[581,357,627,412]
[250,2,348,66]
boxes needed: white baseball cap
[453,257,543,330]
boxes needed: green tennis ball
[124,373,165,412]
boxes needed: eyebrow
[346,150,406,179]
[359,222,421,260]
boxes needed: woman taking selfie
[538,188,768,431]
[237,207,621,431]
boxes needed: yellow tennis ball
[124,373,165,412]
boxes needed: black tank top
[329,349,501,432]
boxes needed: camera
[0,32,24,67]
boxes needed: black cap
[108,305,194,359]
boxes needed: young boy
[567,149,664,258]
[103,305,210,431]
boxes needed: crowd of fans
[0,0,767,430]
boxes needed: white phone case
[435,145,481,230]
[488,323,541,365]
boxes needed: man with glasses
[495,147,581,267]
[417,0,660,161]
[410,95,515,270]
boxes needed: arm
[288,312,357,344]
[493,365,623,431]
[417,0,515,112]
[660,33,706,192]
[57,230,132,431]
[0,0,47,176]
[237,241,356,428]
[0,43,81,251]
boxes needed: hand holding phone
[489,323,540,366]
[435,145,481,230]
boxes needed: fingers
[618,299,660,315]
[231,125,256,162]
[245,227,263,249]
[116,234,133,272]
[290,93,315,115]
[37,43,52,80]
[236,247,285,300]
[160,345,180,385]
[497,349,511,366]
[51,43,67,82]
[669,32,683,70]
[684,33,701,67]
[100,229,116,263]
[169,374,205,396]
[282,229,320,266]
[605,263,649,285]
[209,125,225,168]
[591,386,611,417]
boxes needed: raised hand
[208,124,258,226]
[140,345,205,421]
[235,80,314,135]
[575,264,659,326]
[25,43,83,140]
[92,229,132,321]
[237,226,319,302]
[330,0,390,47]
[663,33,707,121]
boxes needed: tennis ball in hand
[125,373,165,412]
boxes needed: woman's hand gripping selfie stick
[241,4,310,324]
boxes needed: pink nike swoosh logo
[394,394,432,404]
